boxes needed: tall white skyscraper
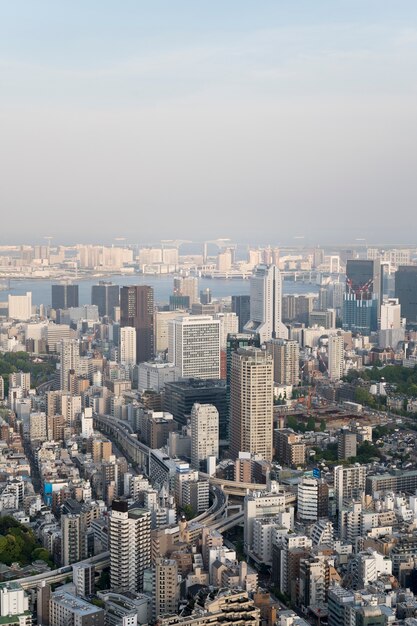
[327,334,344,381]
[60,339,80,392]
[244,264,288,343]
[109,500,151,593]
[8,292,32,321]
[168,316,220,379]
[119,326,137,366]
[190,403,219,470]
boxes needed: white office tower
[60,338,80,392]
[327,334,344,381]
[214,312,239,348]
[109,500,151,593]
[230,348,274,461]
[119,326,137,366]
[334,464,366,513]
[81,407,94,438]
[168,316,220,379]
[379,298,404,349]
[266,338,300,385]
[190,403,219,470]
[8,292,32,321]
[244,264,288,343]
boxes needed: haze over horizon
[1,1,416,244]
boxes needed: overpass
[14,552,110,590]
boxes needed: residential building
[190,403,219,470]
[230,347,274,461]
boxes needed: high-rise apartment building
[231,295,251,333]
[120,286,154,363]
[226,334,260,445]
[230,347,274,461]
[152,558,179,621]
[244,265,288,343]
[51,284,79,310]
[61,513,86,566]
[91,282,120,318]
[297,476,329,521]
[337,429,357,460]
[334,465,366,512]
[168,316,220,379]
[190,403,219,470]
[266,338,299,385]
[59,339,80,392]
[328,334,344,381]
[395,265,417,324]
[109,500,151,593]
[119,327,136,366]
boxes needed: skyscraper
[51,284,79,310]
[168,316,220,379]
[395,265,417,324]
[327,334,344,381]
[119,327,136,366]
[91,282,120,318]
[109,500,151,593]
[230,347,274,461]
[60,339,80,392]
[173,276,199,305]
[226,334,260,445]
[244,264,288,343]
[231,295,251,332]
[120,286,154,363]
[343,259,382,333]
[266,338,300,385]
[190,403,219,470]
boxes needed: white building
[190,403,219,470]
[214,312,239,348]
[81,408,94,438]
[138,362,178,393]
[244,489,286,556]
[244,264,288,343]
[334,465,366,512]
[119,326,137,366]
[29,412,48,442]
[328,334,344,381]
[0,583,29,618]
[8,293,32,321]
[168,316,220,379]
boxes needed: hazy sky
[1,1,417,246]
